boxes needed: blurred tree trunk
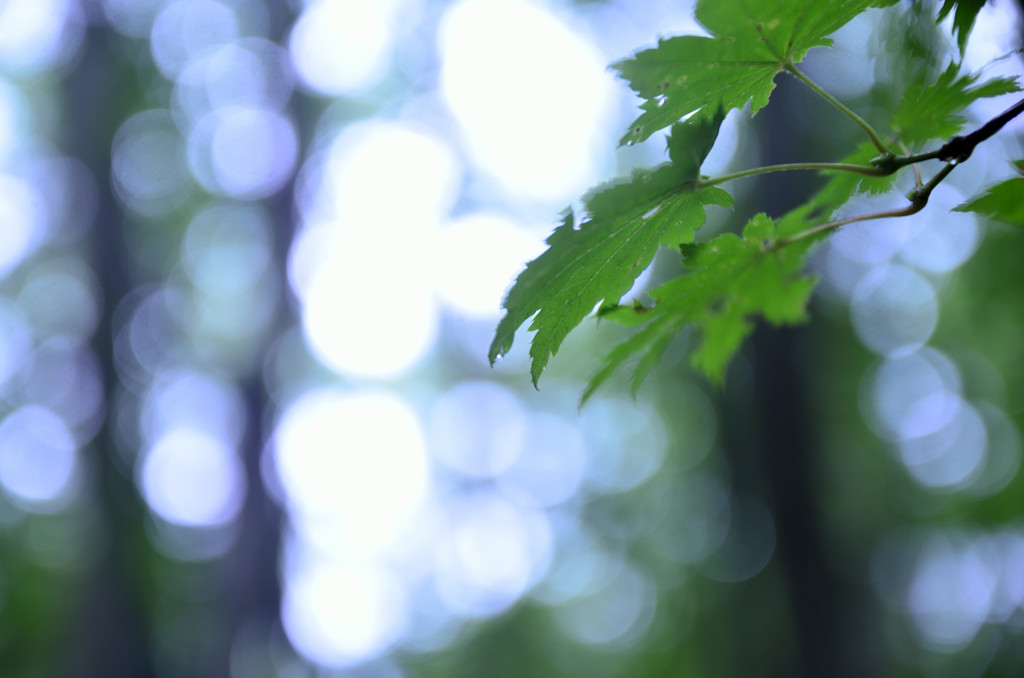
[61,24,157,678]
[718,73,878,678]
[60,6,301,674]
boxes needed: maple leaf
[489,113,732,386]
[954,160,1024,225]
[583,213,821,402]
[937,0,987,54]
[891,62,1019,146]
[614,0,899,145]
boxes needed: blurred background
[0,0,1023,676]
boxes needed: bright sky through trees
[279,0,627,661]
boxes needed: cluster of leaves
[490,0,1023,402]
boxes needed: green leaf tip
[954,160,1024,226]
[892,62,1020,146]
[937,0,987,55]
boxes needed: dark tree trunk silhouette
[59,5,302,673]
[718,73,880,678]
[62,24,157,678]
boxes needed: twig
[936,96,1024,162]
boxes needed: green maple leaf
[583,213,820,402]
[891,62,1019,146]
[954,160,1024,225]
[614,0,899,145]
[937,0,987,54]
[489,114,732,386]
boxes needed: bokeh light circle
[189,106,298,199]
[288,0,413,96]
[439,0,615,201]
[428,380,526,478]
[551,563,655,648]
[112,110,192,216]
[274,389,429,553]
[0,406,77,510]
[283,561,408,668]
[433,490,553,618]
[140,427,246,527]
[150,0,239,80]
[851,264,937,357]
[433,213,545,318]
[0,173,44,279]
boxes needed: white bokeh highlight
[140,427,246,527]
[439,0,615,202]
[294,122,459,378]
[0,0,83,73]
[283,559,408,668]
[289,0,414,96]
[433,213,545,318]
[274,389,429,554]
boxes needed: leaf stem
[785,63,894,156]
[772,162,958,250]
[699,161,886,188]
[771,206,914,250]
[696,92,1024,191]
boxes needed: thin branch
[906,161,957,207]
[870,96,1024,173]
[697,93,1024,190]
[868,150,940,174]
[769,206,917,250]
[936,96,1024,162]
[698,161,887,188]
[785,62,894,156]
[701,93,1023,253]
[772,162,958,250]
